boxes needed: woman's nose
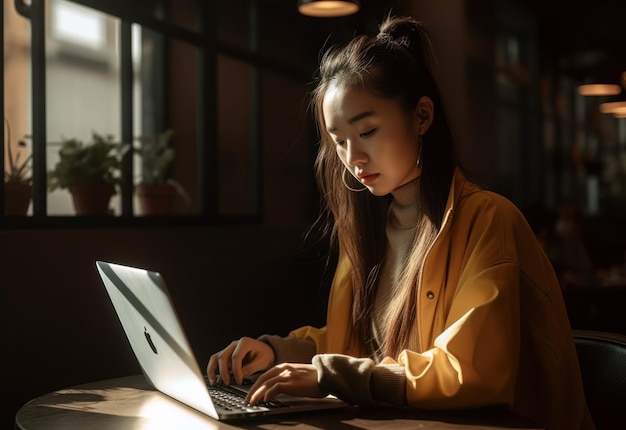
[345,140,367,167]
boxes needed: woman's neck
[389,177,421,228]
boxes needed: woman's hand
[206,337,275,386]
[245,363,323,405]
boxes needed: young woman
[207,16,594,430]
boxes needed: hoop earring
[342,168,367,192]
[417,135,423,167]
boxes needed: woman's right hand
[206,337,276,386]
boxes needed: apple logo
[144,327,158,354]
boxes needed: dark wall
[1,225,331,428]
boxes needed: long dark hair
[310,16,460,357]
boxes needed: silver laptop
[96,260,347,420]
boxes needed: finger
[247,376,290,405]
[233,337,270,385]
[209,355,227,385]
[244,367,281,405]
[217,342,238,385]
[230,340,250,385]
[261,380,288,402]
[246,381,272,406]
[218,357,232,385]
[206,354,219,384]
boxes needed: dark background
[4,0,626,427]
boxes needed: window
[51,0,109,53]
[2,0,325,226]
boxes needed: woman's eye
[360,128,376,138]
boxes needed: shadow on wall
[0,225,332,428]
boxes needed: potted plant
[3,118,32,215]
[133,129,183,215]
[47,132,121,215]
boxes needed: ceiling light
[577,84,622,96]
[600,101,626,115]
[297,0,360,17]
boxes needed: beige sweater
[260,178,421,406]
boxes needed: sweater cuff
[370,364,407,406]
[313,354,376,405]
[257,334,317,364]
[313,354,407,406]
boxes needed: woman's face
[323,84,422,196]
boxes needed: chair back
[573,330,626,430]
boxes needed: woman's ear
[414,96,434,135]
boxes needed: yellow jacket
[290,170,594,430]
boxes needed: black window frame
[1,0,314,228]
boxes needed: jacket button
[426,291,435,299]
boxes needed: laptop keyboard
[208,384,290,412]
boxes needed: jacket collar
[441,168,481,230]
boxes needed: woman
[207,16,594,430]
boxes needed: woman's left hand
[245,363,323,405]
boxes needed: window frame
[1,0,312,227]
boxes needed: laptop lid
[96,261,220,418]
[96,261,346,420]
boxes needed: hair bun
[378,16,432,65]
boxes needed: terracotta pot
[136,183,176,215]
[69,183,116,215]
[4,182,32,215]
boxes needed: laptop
[95,260,347,421]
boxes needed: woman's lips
[358,173,379,185]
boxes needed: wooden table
[15,375,541,430]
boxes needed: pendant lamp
[578,70,625,96]
[297,0,360,17]
[599,85,626,117]
[599,100,626,116]
[577,84,621,96]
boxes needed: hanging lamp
[578,70,624,96]
[577,83,622,96]
[297,0,360,17]
[599,100,626,116]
